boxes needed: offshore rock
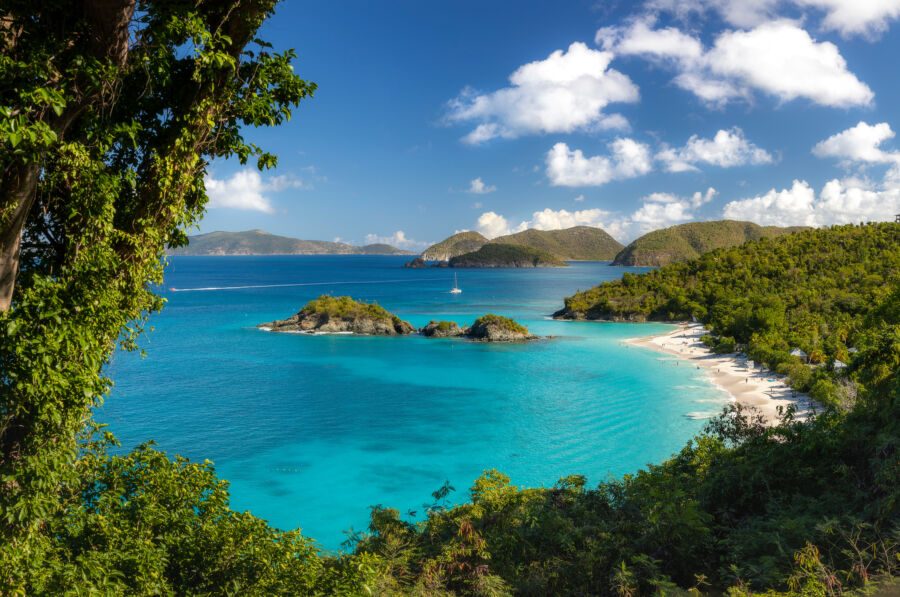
[420,320,466,337]
[259,295,415,335]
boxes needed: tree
[0,0,315,588]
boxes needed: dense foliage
[450,243,567,268]
[560,223,900,405]
[611,220,808,266]
[493,225,623,261]
[422,230,489,261]
[0,2,372,594]
[2,2,898,595]
[300,295,396,322]
[470,314,530,335]
[353,270,900,595]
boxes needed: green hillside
[167,230,414,255]
[448,243,567,267]
[493,225,623,260]
[612,220,807,266]
[559,223,900,405]
[421,230,488,261]
[422,226,621,261]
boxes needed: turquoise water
[98,256,729,550]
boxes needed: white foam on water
[684,411,719,420]
[169,278,447,292]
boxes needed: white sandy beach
[625,323,815,425]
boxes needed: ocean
[97,255,730,550]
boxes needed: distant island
[611,220,808,267]
[260,296,538,341]
[421,230,489,261]
[168,230,414,256]
[421,226,623,262]
[448,243,567,268]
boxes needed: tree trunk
[0,164,39,311]
[0,0,134,312]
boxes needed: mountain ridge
[421,226,623,261]
[167,230,415,255]
[612,220,809,266]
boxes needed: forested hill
[168,230,414,255]
[611,220,808,266]
[421,230,488,260]
[557,223,900,404]
[448,243,568,267]
[493,225,622,260]
[421,225,623,261]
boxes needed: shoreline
[625,322,815,425]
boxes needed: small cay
[465,314,538,342]
[260,297,538,342]
[259,295,416,335]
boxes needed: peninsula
[448,244,567,268]
[555,223,899,411]
[168,230,414,256]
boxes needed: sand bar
[625,322,815,425]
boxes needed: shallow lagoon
[99,256,729,550]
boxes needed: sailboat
[449,273,462,294]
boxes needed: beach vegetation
[558,223,900,407]
[449,243,567,268]
[2,2,899,595]
[470,314,529,334]
[300,294,394,322]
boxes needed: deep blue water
[98,255,729,550]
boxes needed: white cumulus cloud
[722,177,900,226]
[527,207,613,231]
[474,188,717,243]
[476,211,513,238]
[812,121,900,164]
[600,19,874,108]
[795,0,900,37]
[446,42,639,144]
[646,0,781,28]
[624,187,718,237]
[364,231,429,250]
[467,177,497,194]
[204,170,306,214]
[546,139,653,186]
[658,127,774,172]
[648,0,900,38]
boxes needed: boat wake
[169,278,447,292]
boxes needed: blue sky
[198,0,900,249]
